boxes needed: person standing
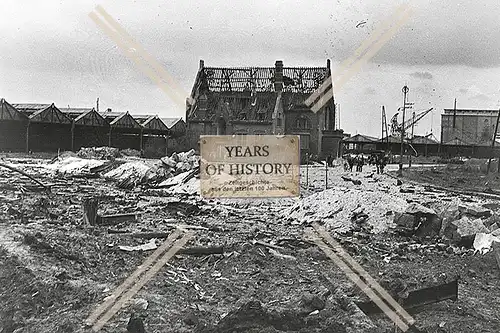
[348,155,354,172]
[380,154,387,174]
[375,154,380,174]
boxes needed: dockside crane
[391,107,434,138]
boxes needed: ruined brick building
[185,60,344,159]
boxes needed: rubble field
[0,152,500,333]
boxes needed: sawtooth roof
[109,112,142,129]
[12,103,51,115]
[0,99,28,121]
[161,117,184,129]
[141,116,169,131]
[59,107,94,119]
[74,109,109,127]
[13,103,72,124]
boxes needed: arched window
[296,116,311,129]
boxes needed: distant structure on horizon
[0,98,186,156]
[185,59,344,159]
[441,108,499,146]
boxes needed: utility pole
[452,98,457,128]
[381,106,384,143]
[382,106,389,151]
[398,85,409,176]
[409,111,415,167]
[487,108,500,173]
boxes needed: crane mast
[391,108,433,138]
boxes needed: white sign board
[200,135,300,198]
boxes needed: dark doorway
[217,117,227,135]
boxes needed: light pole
[398,85,409,176]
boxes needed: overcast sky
[1,0,499,138]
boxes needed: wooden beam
[98,213,139,225]
[0,162,48,189]
[83,198,99,225]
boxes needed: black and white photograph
[1,0,500,332]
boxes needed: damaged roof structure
[186,59,344,159]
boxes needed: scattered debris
[99,213,139,225]
[0,161,49,190]
[473,233,500,254]
[77,147,121,160]
[268,248,296,261]
[179,246,224,256]
[118,239,158,252]
[357,279,459,315]
[83,198,99,225]
[341,175,362,185]
[459,204,492,218]
[444,216,489,245]
[1,155,500,333]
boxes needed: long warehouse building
[0,98,186,156]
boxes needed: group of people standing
[343,152,389,174]
[369,153,389,174]
[344,154,365,172]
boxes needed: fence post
[306,153,309,188]
[325,157,328,189]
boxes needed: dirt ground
[1,155,499,333]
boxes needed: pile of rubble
[286,171,500,254]
[283,187,407,233]
[160,149,199,175]
[102,160,168,189]
[43,149,201,190]
[394,201,500,252]
[45,156,107,176]
[76,147,121,160]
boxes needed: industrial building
[185,59,344,159]
[343,133,440,157]
[441,109,498,146]
[0,98,186,156]
[439,108,500,158]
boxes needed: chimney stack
[274,60,284,92]
[199,59,205,69]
